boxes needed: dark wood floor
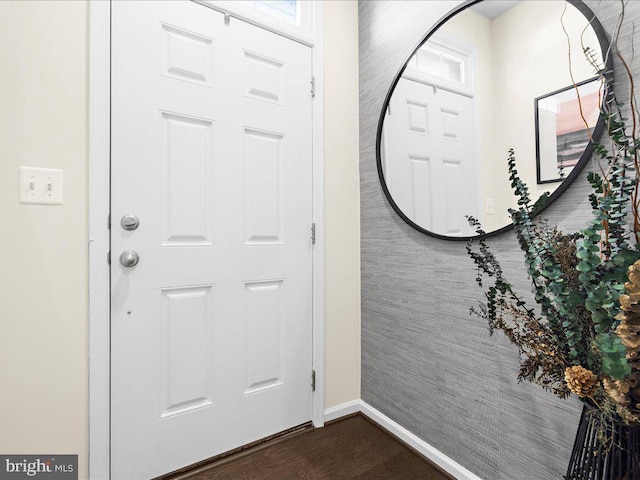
[169,415,454,480]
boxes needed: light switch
[19,166,63,205]
[485,198,495,215]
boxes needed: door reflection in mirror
[379,0,607,238]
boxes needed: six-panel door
[383,77,477,236]
[111,2,314,478]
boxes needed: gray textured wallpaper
[359,1,640,479]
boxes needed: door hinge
[311,75,316,98]
[311,370,316,391]
[107,250,111,265]
[387,104,391,115]
[311,222,316,244]
[224,13,231,25]
[108,214,111,230]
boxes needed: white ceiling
[468,0,521,20]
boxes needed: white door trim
[88,1,111,478]
[88,2,326,478]
[309,0,325,431]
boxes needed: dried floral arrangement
[466,2,640,428]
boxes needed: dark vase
[565,404,640,480]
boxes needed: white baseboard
[360,401,483,480]
[324,399,483,480]
[323,399,362,422]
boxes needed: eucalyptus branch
[466,0,640,428]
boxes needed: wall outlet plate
[19,166,64,205]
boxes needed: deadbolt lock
[121,214,140,231]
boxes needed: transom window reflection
[410,46,466,85]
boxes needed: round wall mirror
[376,0,611,239]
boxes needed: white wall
[324,0,362,409]
[0,1,89,478]
[488,0,601,228]
[0,1,360,476]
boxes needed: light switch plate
[485,198,495,215]
[19,166,64,205]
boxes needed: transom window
[208,0,311,44]
[249,1,299,25]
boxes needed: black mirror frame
[375,0,613,241]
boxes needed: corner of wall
[324,0,361,410]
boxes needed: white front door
[383,77,477,236]
[110,2,313,478]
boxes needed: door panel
[160,285,215,418]
[160,111,215,246]
[111,2,313,478]
[244,128,284,244]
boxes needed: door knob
[119,250,140,268]
[121,214,140,231]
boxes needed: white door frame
[88,2,325,478]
